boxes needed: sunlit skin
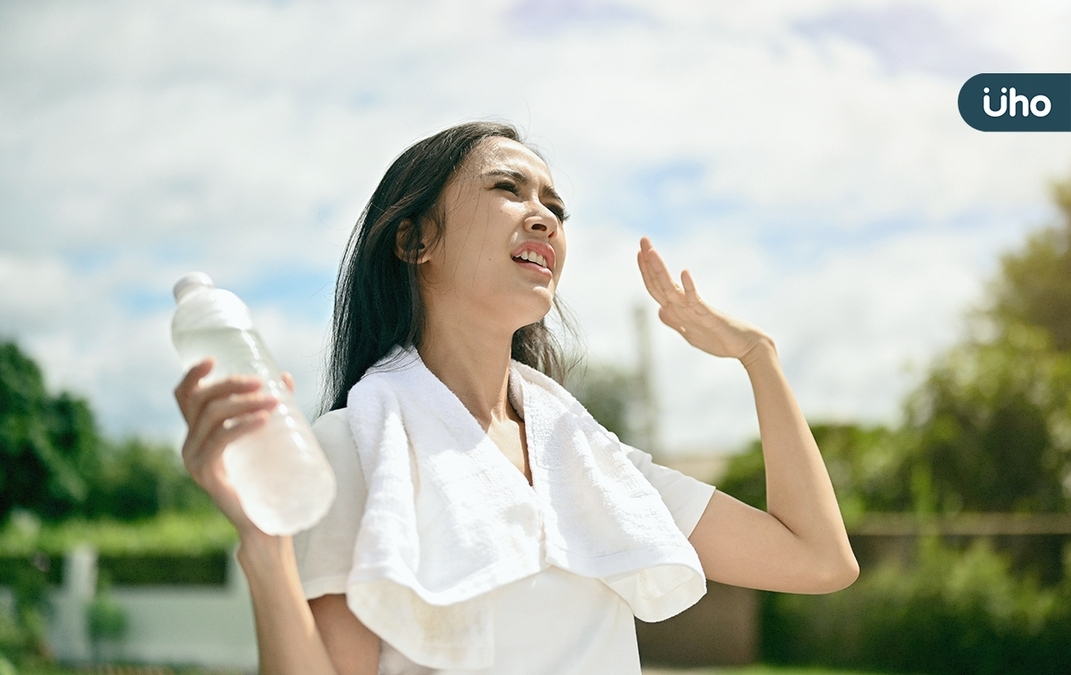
[173,136,858,675]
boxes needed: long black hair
[322,121,575,412]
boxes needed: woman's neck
[417,310,517,429]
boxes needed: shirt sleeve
[624,444,716,538]
[292,408,368,600]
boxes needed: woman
[175,121,858,675]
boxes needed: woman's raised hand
[639,236,859,592]
[637,237,771,365]
[173,359,292,538]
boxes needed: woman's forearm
[236,533,342,675]
[743,338,858,588]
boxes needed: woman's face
[417,137,568,333]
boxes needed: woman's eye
[495,182,519,195]
[546,203,568,222]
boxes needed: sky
[2,0,1070,455]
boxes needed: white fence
[45,546,258,671]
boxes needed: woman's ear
[395,219,430,263]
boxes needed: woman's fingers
[183,415,266,536]
[173,363,282,536]
[636,240,661,302]
[181,374,263,419]
[639,238,696,342]
[638,237,685,307]
[638,236,771,360]
[180,379,265,449]
[175,366,273,477]
[182,390,275,463]
[643,244,678,304]
[191,389,275,440]
[174,358,215,415]
[681,269,700,304]
[658,305,683,333]
[185,407,270,477]
[639,238,702,311]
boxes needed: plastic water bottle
[171,272,336,536]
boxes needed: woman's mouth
[513,250,548,268]
[511,242,556,275]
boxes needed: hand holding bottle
[174,360,279,537]
[171,273,336,536]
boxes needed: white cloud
[1,0,1070,455]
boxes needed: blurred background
[2,1,1071,674]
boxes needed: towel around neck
[344,346,706,669]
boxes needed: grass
[18,666,246,675]
[642,667,897,675]
[14,665,897,675]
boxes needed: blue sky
[2,0,1070,454]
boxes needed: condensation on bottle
[171,272,336,536]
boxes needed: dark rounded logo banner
[959,73,1071,132]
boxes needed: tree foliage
[0,342,99,522]
[990,180,1071,351]
[902,325,1071,514]
[722,172,1071,516]
[0,341,211,524]
[85,438,213,520]
[900,175,1071,514]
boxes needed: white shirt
[294,409,715,675]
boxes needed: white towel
[345,346,706,669]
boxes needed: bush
[0,611,25,665]
[86,586,128,663]
[84,439,215,521]
[0,551,52,667]
[763,538,1071,675]
[0,511,237,558]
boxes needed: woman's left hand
[637,237,770,364]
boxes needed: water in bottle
[171,272,336,535]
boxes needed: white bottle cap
[173,272,215,303]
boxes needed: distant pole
[634,304,661,459]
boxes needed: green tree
[901,174,1071,514]
[0,340,212,524]
[989,179,1071,350]
[722,173,1071,516]
[902,325,1071,514]
[0,342,100,522]
[86,438,213,520]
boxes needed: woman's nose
[525,204,559,237]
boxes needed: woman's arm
[240,535,378,675]
[637,238,858,593]
[174,360,379,674]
